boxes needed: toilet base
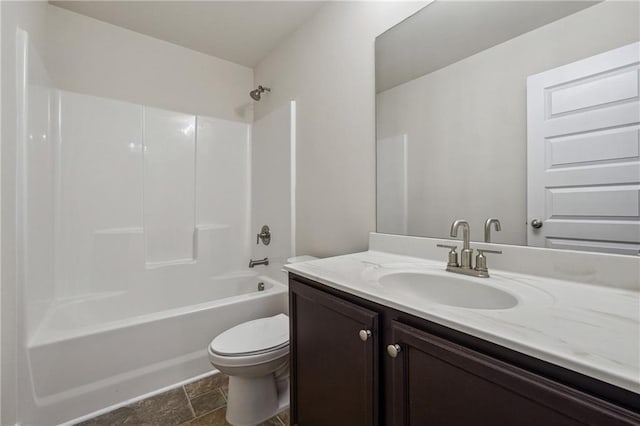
[226,372,289,426]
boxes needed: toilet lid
[210,313,289,356]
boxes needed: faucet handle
[475,249,502,273]
[436,244,459,268]
[476,248,502,255]
[436,244,457,250]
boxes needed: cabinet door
[388,320,639,426]
[290,279,379,426]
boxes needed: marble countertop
[284,250,640,394]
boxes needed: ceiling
[50,1,326,68]
[376,1,599,92]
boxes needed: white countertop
[284,250,640,394]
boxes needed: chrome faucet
[249,257,269,268]
[437,219,502,278]
[484,218,501,243]
[450,219,473,268]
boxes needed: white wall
[1,2,50,424]
[376,1,640,245]
[254,1,425,257]
[45,5,254,123]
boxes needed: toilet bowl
[208,313,289,426]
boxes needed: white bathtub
[24,272,288,425]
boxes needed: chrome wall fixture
[256,225,271,245]
[249,257,269,268]
[250,85,271,101]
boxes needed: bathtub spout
[249,257,269,268]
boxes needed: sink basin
[378,272,518,310]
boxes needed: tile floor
[76,374,289,426]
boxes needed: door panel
[546,185,639,217]
[527,42,640,254]
[549,68,638,115]
[289,279,379,426]
[547,127,639,167]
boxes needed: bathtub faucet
[249,257,269,268]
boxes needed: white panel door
[527,42,640,255]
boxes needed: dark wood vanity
[288,274,640,426]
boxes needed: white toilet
[208,313,290,426]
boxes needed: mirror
[375,1,640,255]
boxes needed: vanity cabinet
[289,278,379,426]
[388,321,635,425]
[289,275,640,426]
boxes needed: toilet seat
[208,314,289,368]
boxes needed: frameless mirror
[375,1,640,255]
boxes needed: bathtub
[24,272,288,425]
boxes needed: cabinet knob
[530,219,543,229]
[387,344,401,358]
[359,329,372,341]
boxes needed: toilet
[208,313,290,426]
[208,256,318,425]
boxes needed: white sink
[378,271,518,310]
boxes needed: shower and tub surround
[47,90,253,301]
[18,83,295,423]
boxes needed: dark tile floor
[76,374,289,426]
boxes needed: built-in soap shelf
[144,258,196,269]
[92,224,237,274]
[94,228,144,235]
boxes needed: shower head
[250,85,271,101]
